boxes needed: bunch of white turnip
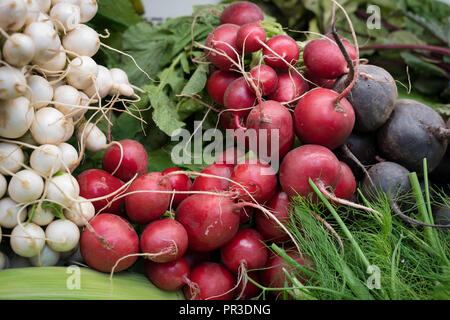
[0,0,138,269]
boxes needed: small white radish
[0,97,34,139]
[57,142,78,172]
[10,222,46,258]
[51,0,80,5]
[0,143,25,176]
[38,47,67,73]
[46,172,79,207]
[62,24,100,57]
[0,173,6,199]
[30,144,62,177]
[24,0,41,25]
[64,196,94,226]
[30,107,73,145]
[63,117,75,142]
[45,219,80,252]
[2,33,36,67]
[35,12,54,28]
[84,65,113,99]
[0,198,27,228]
[0,251,9,270]
[76,122,107,152]
[49,2,80,32]
[9,254,32,268]
[29,244,60,266]
[72,91,90,120]
[110,68,134,97]
[25,22,61,64]
[8,169,44,204]
[53,85,82,117]
[0,66,27,100]
[0,0,28,32]
[26,75,54,109]
[66,55,98,90]
[36,0,51,13]
[28,205,55,226]
[79,0,97,23]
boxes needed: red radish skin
[219,110,242,130]
[294,88,355,150]
[263,35,300,69]
[215,147,246,166]
[125,172,171,224]
[237,271,261,300]
[249,64,278,96]
[333,162,356,201]
[191,162,234,193]
[304,69,336,89]
[223,77,256,119]
[220,1,264,26]
[77,169,125,215]
[161,167,193,208]
[145,258,190,291]
[239,206,254,223]
[303,39,349,79]
[184,262,236,300]
[268,71,308,104]
[206,70,239,106]
[102,139,148,182]
[255,190,291,242]
[140,219,189,263]
[175,194,240,252]
[245,100,294,158]
[204,24,240,71]
[279,145,341,198]
[236,23,266,53]
[230,160,277,204]
[325,33,358,61]
[183,249,214,269]
[80,213,139,273]
[220,228,268,274]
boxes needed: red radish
[263,35,300,69]
[248,64,278,96]
[325,33,357,61]
[206,70,239,105]
[294,88,355,150]
[239,206,254,223]
[204,24,240,71]
[236,23,266,53]
[77,169,125,215]
[279,145,341,198]
[246,100,294,158]
[220,228,268,274]
[333,162,356,201]
[125,172,171,224]
[140,219,188,263]
[219,110,242,130]
[237,271,261,300]
[184,262,236,300]
[260,249,312,296]
[303,39,350,79]
[255,190,291,242]
[230,160,277,204]
[223,77,256,127]
[145,258,190,291]
[304,68,336,89]
[191,162,234,193]
[183,249,214,269]
[175,194,240,252]
[215,147,246,166]
[220,1,264,26]
[102,139,148,182]
[80,213,139,273]
[268,71,308,104]
[161,167,193,208]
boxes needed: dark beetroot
[80,213,140,273]
[268,70,308,104]
[220,228,268,274]
[124,172,171,224]
[333,162,356,201]
[145,258,190,291]
[191,162,234,192]
[77,169,125,215]
[140,219,189,263]
[161,167,193,208]
[248,64,278,96]
[279,144,342,198]
[294,88,355,150]
[263,35,300,69]
[206,70,239,106]
[175,194,240,252]
[184,262,236,300]
[204,24,240,71]
[236,22,266,53]
[102,139,148,182]
[220,1,264,26]
[255,190,291,242]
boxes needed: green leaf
[400,51,447,78]
[95,0,143,29]
[181,64,208,96]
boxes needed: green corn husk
[0,267,184,300]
